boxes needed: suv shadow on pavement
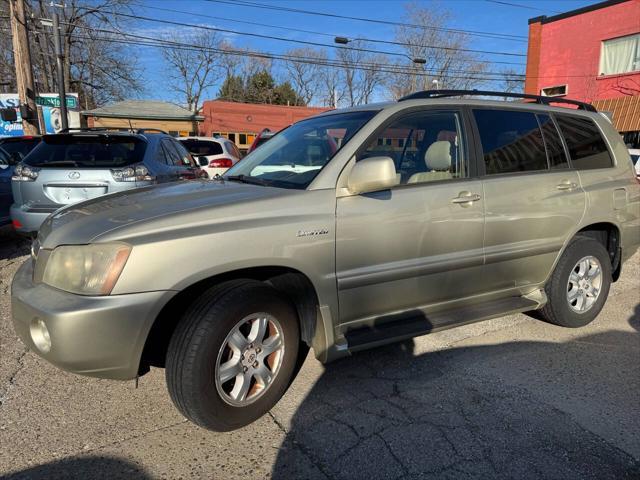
[2,455,153,480]
[272,306,640,480]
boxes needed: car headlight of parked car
[40,243,131,295]
[12,164,40,182]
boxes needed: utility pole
[51,8,69,131]
[9,0,40,135]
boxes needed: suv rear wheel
[165,280,300,431]
[539,236,612,328]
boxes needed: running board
[345,296,539,352]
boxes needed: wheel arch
[549,221,622,286]
[139,265,323,375]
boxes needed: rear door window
[25,135,146,168]
[161,139,183,166]
[473,109,548,175]
[554,114,613,169]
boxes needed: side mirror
[347,156,398,195]
[197,156,208,167]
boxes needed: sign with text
[0,93,80,136]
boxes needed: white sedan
[178,136,242,178]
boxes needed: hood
[38,179,300,248]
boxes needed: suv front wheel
[166,280,300,431]
[539,236,612,328]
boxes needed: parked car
[11,90,640,432]
[178,136,241,178]
[0,135,41,163]
[247,128,276,154]
[629,148,640,178]
[10,129,202,234]
[0,147,14,226]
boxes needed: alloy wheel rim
[566,256,603,313]
[215,313,285,407]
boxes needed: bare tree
[284,47,326,106]
[388,2,488,99]
[336,41,388,106]
[162,30,222,112]
[499,68,524,98]
[20,0,144,109]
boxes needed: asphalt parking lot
[1,229,639,480]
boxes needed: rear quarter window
[554,114,613,169]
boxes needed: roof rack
[398,89,597,112]
[56,127,115,133]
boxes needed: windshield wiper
[226,174,271,186]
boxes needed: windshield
[179,139,223,156]
[224,110,377,189]
[25,135,147,168]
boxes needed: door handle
[556,180,578,191]
[451,192,481,205]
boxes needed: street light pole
[52,8,69,131]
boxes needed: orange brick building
[199,100,331,152]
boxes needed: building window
[212,132,220,137]
[228,133,236,143]
[541,85,568,97]
[599,33,640,76]
[239,133,247,145]
[385,138,392,146]
[377,138,383,146]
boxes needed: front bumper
[11,260,175,380]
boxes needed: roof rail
[398,89,597,112]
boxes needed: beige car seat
[407,141,452,183]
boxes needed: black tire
[539,236,612,328]
[166,279,300,431]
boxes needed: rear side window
[179,139,223,156]
[537,114,569,169]
[25,135,146,168]
[555,115,613,169]
[473,109,548,174]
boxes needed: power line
[485,1,563,14]
[41,24,525,84]
[132,3,527,62]
[207,0,528,42]
[82,8,528,70]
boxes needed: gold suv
[12,90,640,431]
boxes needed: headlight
[42,243,131,295]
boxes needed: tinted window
[180,139,223,156]
[172,140,195,166]
[474,109,548,174]
[555,115,613,169]
[537,114,569,169]
[0,138,40,160]
[25,135,146,168]
[161,139,182,166]
[360,110,465,184]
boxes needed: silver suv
[11,91,640,431]
[10,129,201,234]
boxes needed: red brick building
[198,100,331,152]
[525,0,640,146]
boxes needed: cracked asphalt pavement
[1,229,639,479]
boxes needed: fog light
[30,318,51,353]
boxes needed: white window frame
[599,33,640,76]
